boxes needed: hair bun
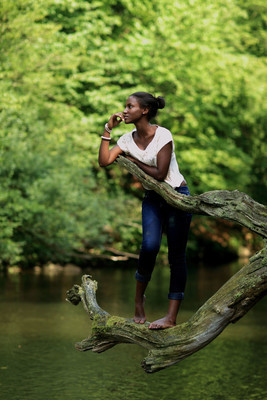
[156,96,165,109]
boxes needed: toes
[133,316,146,324]
[149,324,160,330]
[148,319,176,329]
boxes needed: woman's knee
[168,249,186,266]
[141,239,161,256]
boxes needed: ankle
[166,299,181,323]
[166,313,176,324]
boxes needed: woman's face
[123,96,146,124]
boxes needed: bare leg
[149,299,181,329]
[134,280,148,324]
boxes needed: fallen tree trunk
[67,156,267,373]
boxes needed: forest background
[0,0,266,270]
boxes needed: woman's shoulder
[156,126,173,141]
[117,129,135,150]
[157,125,172,135]
[117,130,134,142]
[121,128,136,137]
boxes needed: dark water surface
[0,261,266,400]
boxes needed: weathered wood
[67,247,266,372]
[67,157,267,373]
[116,156,267,239]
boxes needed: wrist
[101,135,111,141]
[105,123,112,134]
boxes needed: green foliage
[0,0,266,267]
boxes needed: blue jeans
[135,186,192,300]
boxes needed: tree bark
[116,156,267,239]
[66,156,267,373]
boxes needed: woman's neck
[134,120,155,137]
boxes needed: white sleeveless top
[117,126,185,189]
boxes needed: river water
[0,261,266,400]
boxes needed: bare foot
[133,295,146,324]
[148,316,176,330]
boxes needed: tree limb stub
[67,157,266,372]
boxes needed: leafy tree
[0,0,266,268]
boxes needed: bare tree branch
[116,156,267,239]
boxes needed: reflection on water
[0,260,266,400]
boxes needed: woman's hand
[98,111,124,167]
[107,112,124,130]
[125,155,136,163]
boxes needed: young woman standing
[98,92,192,329]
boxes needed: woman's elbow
[156,171,168,181]
[98,156,114,167]
[98,159,108,167]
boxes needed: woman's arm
[98,143,123,167]
[126,141,172,181]
[98,113,124,167]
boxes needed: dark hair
[130,92,165,121]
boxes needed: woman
[98,92,192,329]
